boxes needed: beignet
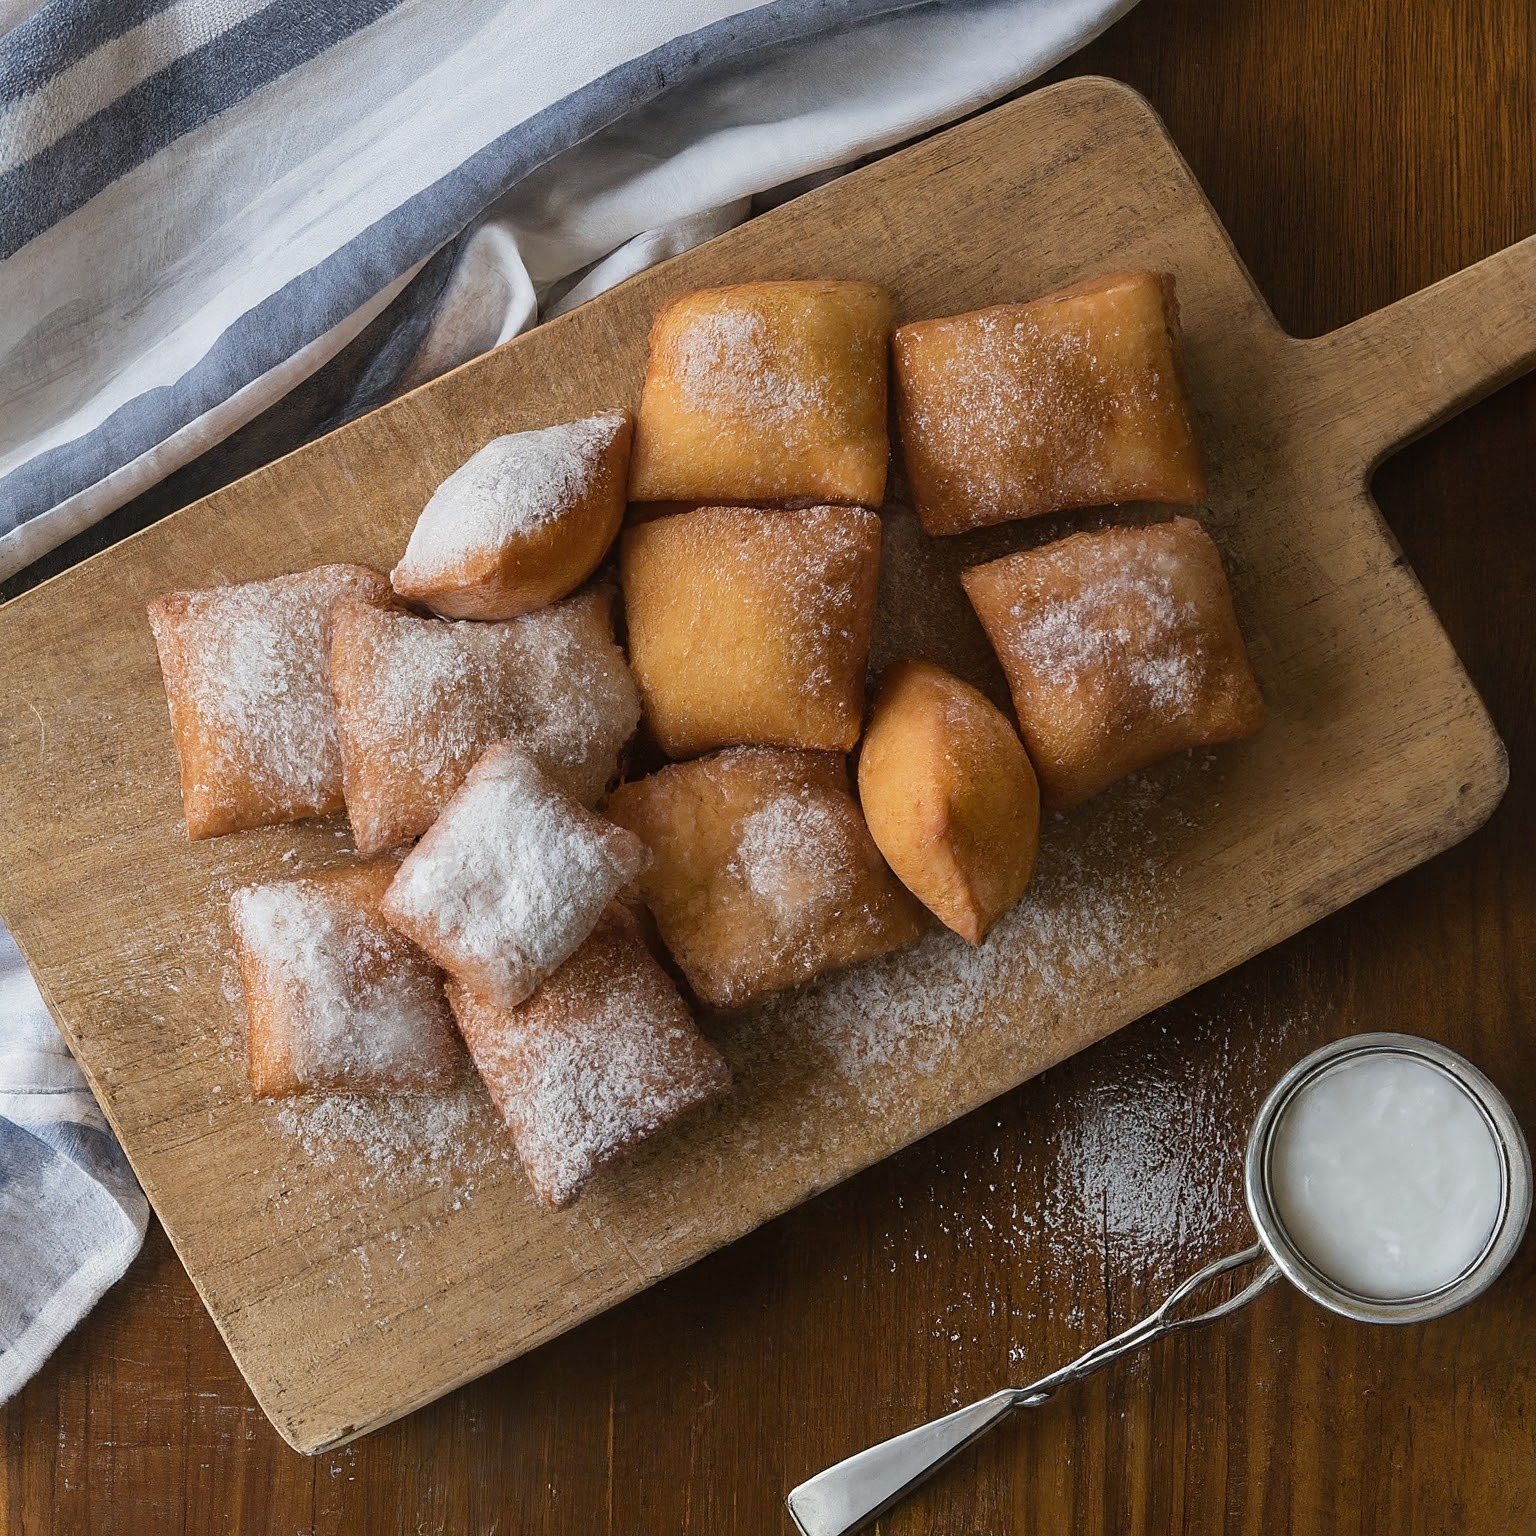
[620,503,882,757]
[329,586,640,856]
[447,912,731,1208]
[381,741,648,1007]
[390,409,632,620]
[148,564,395,839]
[230,859,461,1098]
[893,271,1206,535]
[857,658,1040,944]
[628,280,892,507]
[607,747,926,1009]
[961,517,1264,809]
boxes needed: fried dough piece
[608,747,926,1009]
[961,518,1263,809]
[628,280,892,507]
[620,503,881,756]
[894,271,1205,535]
[858,659,1040,944]
[230,859,461,1098]
[447,912,730,1208]
[148,564,395,838]
[329,587,640,855]
[381,741,648,1008]
[391,410,632,620]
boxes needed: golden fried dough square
[894,271,1206,535]
[961,518,1264,809]
[447,913,731,1208]
[620,504,882,756]
[858,659,1040,944]
[381,741,648,1007]
[329,586,640,856]
[230,859,461,1098]
[628,280,892,507]
[148,564,395,839]
[607,747,925,1009]
[391,409,632,620]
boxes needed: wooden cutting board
[1,77,1530,1456]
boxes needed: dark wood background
[4,0,1533,1530]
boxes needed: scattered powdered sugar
[758,821,1141,1094]
[731,792,858,923]
[396,412,625,582]
[151,565,389,823]
[731,750,1220,1115]
[231,878,458,1090]
[1003,533,1207,714]
[272,1083,513,1201]
[385,744,647,1005]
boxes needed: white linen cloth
[0,928,148,1402]
[0,0,1137,1400]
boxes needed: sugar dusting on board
[272,1085,514,1204]
[733,753,1205,1106]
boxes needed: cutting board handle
[1307,231,1536,476]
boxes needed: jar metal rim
[1243,1031,1532,1326]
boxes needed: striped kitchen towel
[0,926,148,1404]
[0,0,1137,582]
[0,0,1137,1401]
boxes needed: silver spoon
[786,1033,1531,1536]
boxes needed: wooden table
[4,0,1533,1529]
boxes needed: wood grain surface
[4,0,1535,1530]
[0,72,1515,1450]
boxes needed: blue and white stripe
[0,924,148,1403]
[0,0,1135,582]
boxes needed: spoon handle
[785,1244,1279,1536]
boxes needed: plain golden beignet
[148,564,395,839]
[329,586,640,856]
[961,517,1264,809]
[381,740,648,1008]
[447,911,731,1209]
[390,409,632,620]
[230,859,461,1098]
[620,503,882,757]
[607,747,926,1009]
[894,271,1206,535]
[628,280,893,507]
[858,659,1040,944]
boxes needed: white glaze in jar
[1269,1051,1503,1300]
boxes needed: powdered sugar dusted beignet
[381,741,648,1007]
[329,587,641,856]
[894,271,1206,535]
[447,912,731,1208]
[148,564,395,839]
[961,517,1264,810]
[620,504,881,757]
[230,859,461,1098]
[608,747,925,1009]
[628,280,892,507]
[391,410,632,620]
[858,658,1040,945]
